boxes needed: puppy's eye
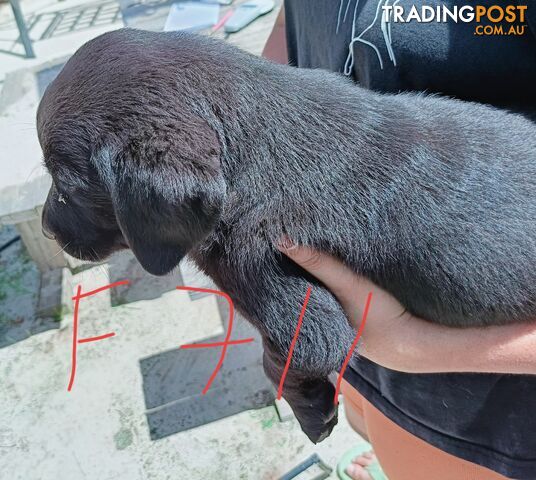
[57,193,67,205]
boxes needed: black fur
[38,29,536,442]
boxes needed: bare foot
[345,451,377,480]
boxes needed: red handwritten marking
[180,338,254,349]
[67,280,130,392]
[72,280,130,300]
[177,286,252,395]
[212,9,234,32]
[66,279,372,408]
[277,286,313,400]
[78,332,116,344]
[334,292,373,405]
[67,285,82,392]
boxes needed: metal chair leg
[10,0,35,58]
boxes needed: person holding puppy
[265,2,536,479]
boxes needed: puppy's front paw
[262,341,338,442]
[290,377,339,443]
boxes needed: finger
[278,243,361,305]
[279,243,406,319]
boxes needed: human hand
[278,243,536,374]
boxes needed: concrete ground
[0,0,123,83]
[0,225,366,480]
[0,1,367,478]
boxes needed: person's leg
[341,379,378,480]
[341,378,369,442]
[341,379,510,480]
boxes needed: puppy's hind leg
[262,336,341,443]
[213,252,356,442]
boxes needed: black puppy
[38,29,536,442]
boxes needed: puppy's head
[38,29,226,275]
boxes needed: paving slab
[0,250,365,479]
[142,317,275,440]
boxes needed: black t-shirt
[285,1,536,478]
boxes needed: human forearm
[403,319,536,375]
[262,6,288,64]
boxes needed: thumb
[277,241,365,308]
[278,241,406,319]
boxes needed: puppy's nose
[42,227,56,241]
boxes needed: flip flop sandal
[337,443,388,480]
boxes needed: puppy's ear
[100,119,225,275]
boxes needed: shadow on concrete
[27,0,121,41]
[0,1,120,59]
[107,250,184,306]
[0,225,59,348]
[0,47,27,59]
[140,300,275,440]
[36,62,65,96]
